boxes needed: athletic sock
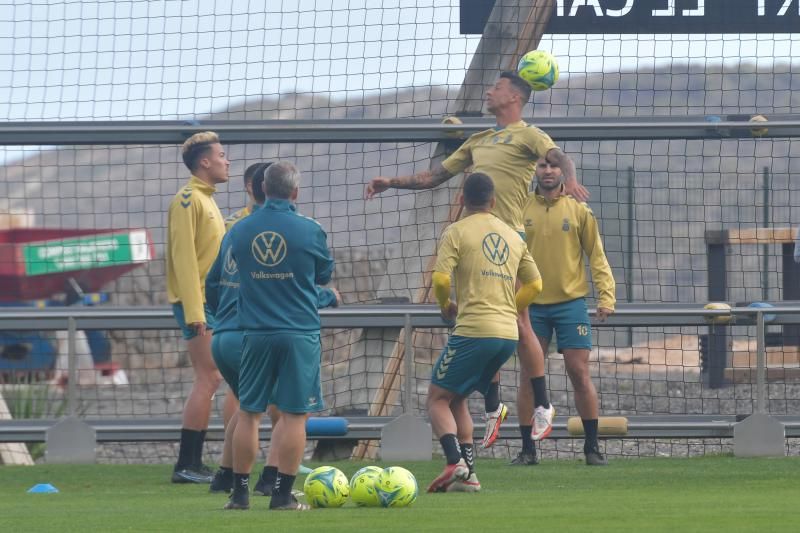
[176,428,200,469]
[233,473,250,500]
[261,465,278,485]
[440,434,462,465]
[520,425,536,454]
[583,419,599,452]
[270,472,297,507]
[195,430,207,466]
[460,443,475,476]
[531,376,550,409]
[484,382,500,413]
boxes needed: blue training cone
[27,483,59,494]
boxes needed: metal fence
[3,116,800,462]
[2,303,799,463]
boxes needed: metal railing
[2,303,800,442]
[0,115,799,145]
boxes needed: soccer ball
[349,466,383,507]
[375,466,418,508]
[517,50,559,91]
[303,466,350,508]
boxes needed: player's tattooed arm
[390,164,454,190]
[366,164,454,198]
[546,148,589,202]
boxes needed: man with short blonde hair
[167,131,229,483]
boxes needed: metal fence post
[67,316,77,417]
[403,314,413,415]
[755,310,766,414]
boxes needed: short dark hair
[250,162,272,205]
[463,172,495,208]
[499,71,532,104]
[181,131,219,172]
[243,163,265,186]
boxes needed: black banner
[461,1,800,34]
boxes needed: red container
[0,228,154,301]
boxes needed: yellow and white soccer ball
[375,466,418,508]
[750,114,768,137]
[349,466,383,507]
[704,302,732,325]
[303,466,350,508]
[517,50,559,91]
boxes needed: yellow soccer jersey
[441,120,558,231]
[434,212,540,340]
[522,190,616,310]
[166,176,225,325]
[224,206,251,231]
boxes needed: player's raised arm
[545,147,588,202]
[365,163,454,199]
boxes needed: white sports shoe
[482,402,508,449]
[531,404,555,441]
[427,459,469,493]
[446,473,481,492]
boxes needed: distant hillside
[1,61,798,311]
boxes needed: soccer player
[225,160,334,510]
[522,158,616,466]
[206,162,341,494]
[166,131,229,483]
[366,71,587,456]
[207,161,268,494]
[225,162,270,230]
[427,172,542,493]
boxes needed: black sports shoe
[172,465,214,484]
[197,463,215,476]
[585,449,608,466]
[253,473,273,496]
[509,450,539,466]
[210,469,233,493]
[223,493,250,510]
[269,493,310,511]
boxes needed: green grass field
[2,457,799,532]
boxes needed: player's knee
[426,388,449,409]
[210,370,224,388]
[425,394,439,411]
[196,369,223,392]
[567,366,592,392]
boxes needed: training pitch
[2,456,799,532]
